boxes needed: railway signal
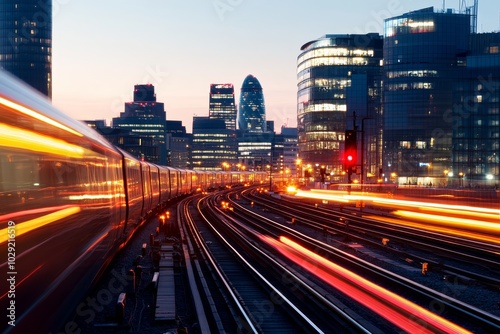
[344,130,357,187]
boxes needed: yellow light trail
[298,189,500,219]
[0,96,82,137]
[364,215,500,246]
[0,123,86,159]
[0,206,81,243]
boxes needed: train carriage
[0,71,265,334]
[148,162,161,209]
[0,72,127,333]
[158,165,171,203]
[140,160,153,215]
[169,167,179,198]
[118,148,144,237]
[179,168,189,195]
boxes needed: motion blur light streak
[417,206,500,222]
[0,123,86,158]
[264,235,472,334]
[393,210,500,234]
[0,205,77,222]
[0,96,83,137]
[298,189,499,218]
[364,215,500,246]
[295,189,350,203]
[0,265,43,300]
[0,206,81,243]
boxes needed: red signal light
[347,155,353,162]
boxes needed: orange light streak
[364,215,500,246]
[0,123,86,158]
[0,96,82,137]
[263,235,472,334]
[0,205,77,222]
[0,206,81,243]
[297,190,499,221]
[295,190,350,203]
[393,210,500,235]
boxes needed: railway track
[245,188,500,288]
[217,187,500,333]
[178,189,379,333]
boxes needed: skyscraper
[112,84,167,164]
[238,74,266,132]
[191,117,237,170]
[383,7,470,184]
[451,32,500,187]
[0,0,52,98]
[209,83,237,130]
[297,34,383,182]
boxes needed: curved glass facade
[297,34,383,181]
[383,7,470,183]
[0,0,52,98]
[238,74,266,132]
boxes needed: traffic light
[344,129,357,171]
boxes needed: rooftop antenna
[460,0,478,33]
[470,0,478,33]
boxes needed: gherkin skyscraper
[238,74,266,132]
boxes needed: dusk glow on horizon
[51,0,500,132]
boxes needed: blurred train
[0,71,266,333]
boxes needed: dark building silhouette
[209,83,237,131]
[112,84,167,164]
[238,74,266,132]
[0,0,52,97]
[166,120,191,168]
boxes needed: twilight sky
[51,0,500,133]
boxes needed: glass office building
[451,32,500,187]
[383,7,470,185]
[191,117,237,171]
[238,74,266,132]
[209,83,237,131]
[0,0,52,97]
[297,34,383,182]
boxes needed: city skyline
[50,1,500,132]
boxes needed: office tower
[191,116,237,170]
[236,130,274,172]
[166,120,191,168]
[0,0,52,97]
[238,74,266,132]
[112,84,167,164]
[209,83,237,131]
[383,7,470,184]
[275,127,299,176]
[297,33,383,182]
[451,32,500,187]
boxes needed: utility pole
[360,117,373,193]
